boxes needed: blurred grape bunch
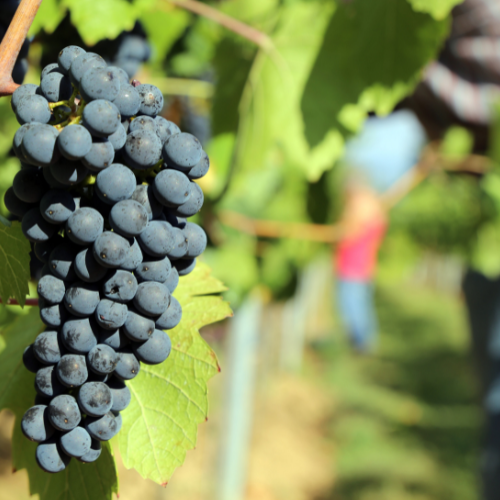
[0,0,30,84]
[39,18,150,79]
[391,171,497,256]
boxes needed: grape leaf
[0,310,119,500]
[407,0,464,20]
[119,262,232,485]
[140,6,191,65]
[301,0,449,147]
[29,0,67,36]
[63,0,138,45]
[0,221,31,307]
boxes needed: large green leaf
[63,0,138,45]
[118,262,232,484]
[301,0,449,147]
[29,0,67,36]
[0,221,31,307]
[407,0,464,20]
[140,6,191,65]
[230,1,343,181]
[0,310,119,500]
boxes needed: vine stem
[0,298,39,306]
[0,0,43,96]
[167,0,272,49]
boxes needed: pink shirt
[335,222,387,280]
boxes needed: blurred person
[404,1,500,497]
[335,110,426,352]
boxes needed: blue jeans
[337,279,378,351]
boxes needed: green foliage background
[0,0,496,498]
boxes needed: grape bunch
[1,0,31,84]
[6,45,209,473]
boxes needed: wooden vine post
[0,0,43,96]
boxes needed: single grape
[116,58,140,79]
[12,123,37,161]
[22,208,58,243]
[95,300,128,330]
[64,282,100,317]
[23,344,43,373]
[21,405,55,442]
[78,381,113,417]
[106,377,131,412]
[35,365,66,398]
[155,116,180,145]
[13,59,28,84]
[174,182,204,217]
[61,317,98,354]
[13,167,47,203]
[15,94,51,125]
[50,159,89,186]
[48,394,81,431]
[98,327,129,350]
[69,52,106,85]
[40,190,76,224]
[60,426,91,458]
[58,45,86,74]
[130,184,162,221]
[133,329,171,365]
[129,115,156,133]
[40,70,72,102]
[153,169,191,207]
[84,411,118,441]
[112,84,140,118]
[102,270,138,302]
[74,247,109,283]
[36,438,71,473]
[82,139,115,172]
[66,207,104,246]
[155,297,182,330]
[109,199,148,238]
[11,83,39,111]
[183,222,207,258]
[135,256,171,283]
[138,221,175,257]
[82,99,121,138]
[37,275,66,304]
[33,330,62,365]
[114,349,140,380]
[122,307,155,342]
[56,353,88,387]
[87,344,119,375]
[57,124,93,160]
[117,34,150,61]
[167,227,188,260]
[39,299,68,328]
[22,124,60,166]
[163,133,202,171]
[188,150,210,180]
[80,67,121,102]
[95,164,136,205]
[108,122,127,151]
[78,438,101,463]
[93,231,131,268]
[4,187,35,217]
[133,281,170,317]
[174,258,196,276]
[136,83,163,116]
[49,244,77,281]
[123,129,162,170]
[120,238,144,271]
